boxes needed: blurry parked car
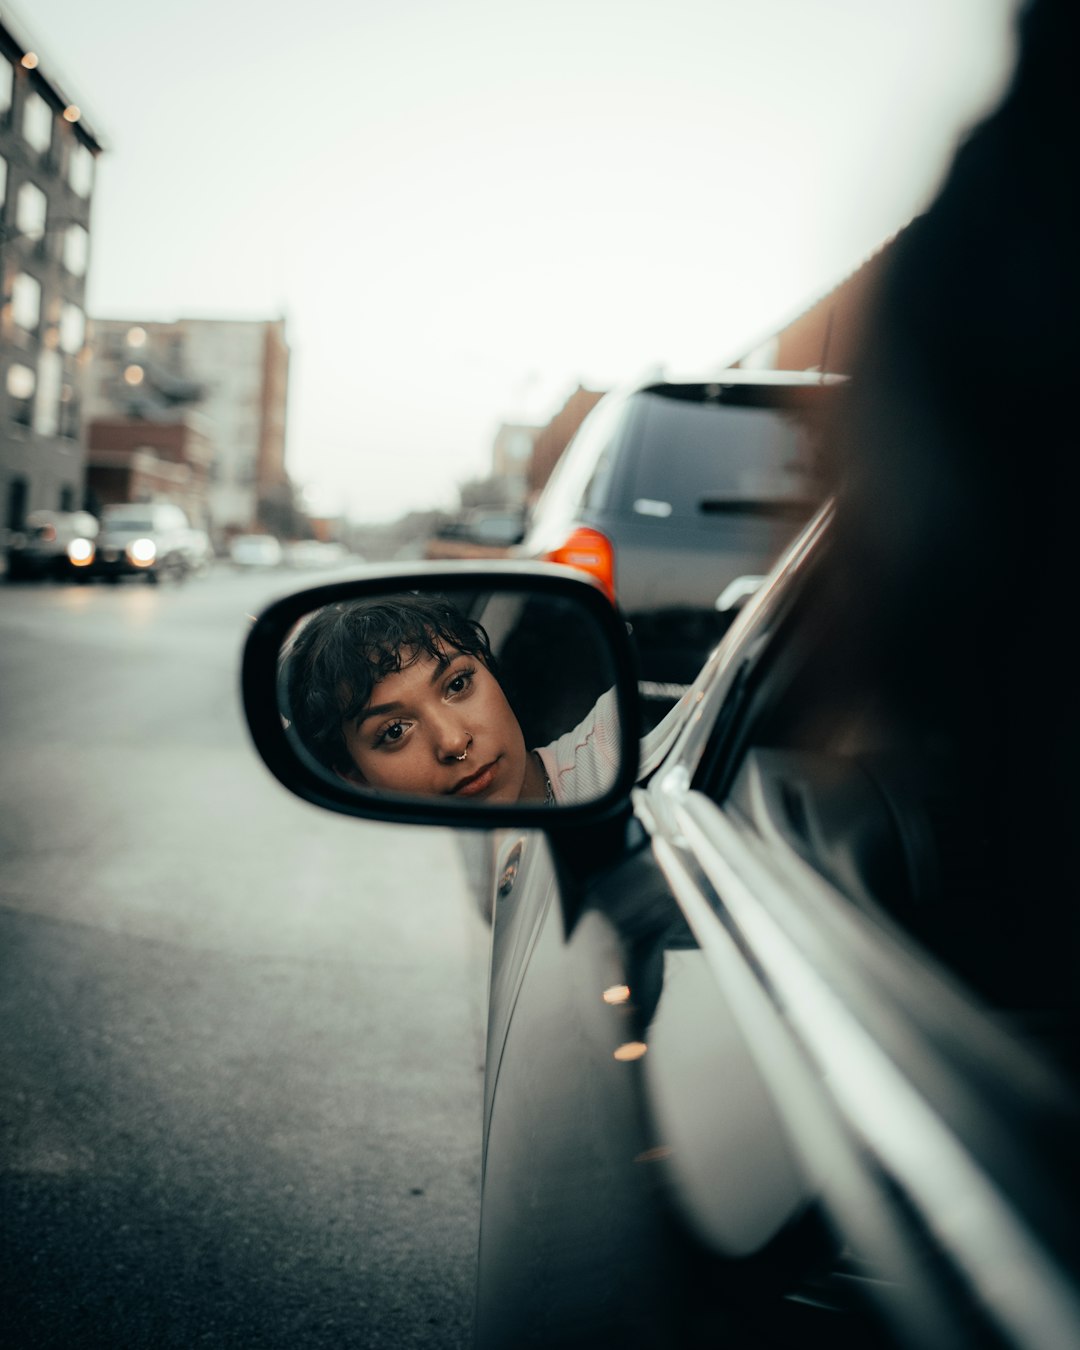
[516,370,843,723]
[424,507,528,560]
[84,503,203,583]
[229,534,284,568]
[283,540,352,570]
[4,509,98,581]
[179,525,214,574]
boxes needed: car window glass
[628,393,822,518]
[696,554,1047,1031]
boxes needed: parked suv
[518,370,844,722]
[86,502,205,583]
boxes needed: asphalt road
[0,565,490,1349]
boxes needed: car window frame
[641,501,834,810]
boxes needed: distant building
[84,317,291,542]
[527,385,605,499]
[489,422,540,504]
[85,413,213,528]
[732,232,901,375]
[0,15,104,535]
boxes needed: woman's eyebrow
[430,653,461,681]
[353,650,465,724]
[355,700,403,726]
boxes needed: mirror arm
[548,805,649,937]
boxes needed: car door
[480,500,1080,1349]
[477,512,887,1348]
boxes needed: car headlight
[126,537,156,566]
[67,538,95,566]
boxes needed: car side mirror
[241,564,641,828]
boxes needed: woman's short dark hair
[282,593,496,775]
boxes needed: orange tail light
[544,527,616,603]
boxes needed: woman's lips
[450,759,499,797]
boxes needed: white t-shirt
[535,685,693,805]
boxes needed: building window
[0,59,12,117]
[63,223,89,276]
[6,476,29,531]
[11,272,42,331]
[15,181,47,243]
[22,90,53,155]
[59,302,85,354]
[68,141,94,198]
[7,363,36,426]
[59,484,76,510]
[59,385,79,440]
[34,347,62,436]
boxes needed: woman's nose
[436,722,472,763]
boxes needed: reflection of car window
[628,394,821,517]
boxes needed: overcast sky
[14,0,1020,522]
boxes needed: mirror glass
[277,585,624,808]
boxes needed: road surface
[0,566,489,1349]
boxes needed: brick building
[85,414,213,525]
[0,15,103,536]
[489,421,539,505]
[734,233,901,376]
[85,316,291,544]
[527,384,606,499]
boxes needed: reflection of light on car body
[634,1146,673,1164]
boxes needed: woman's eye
[447,667,475,696]
[375,720,408,746]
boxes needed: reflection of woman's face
[340,647,535,802]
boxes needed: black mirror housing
[241,563,642,829]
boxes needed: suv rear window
[620,391,824,519]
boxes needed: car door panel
[479,867,690,1348]
[480,818,886,1347]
